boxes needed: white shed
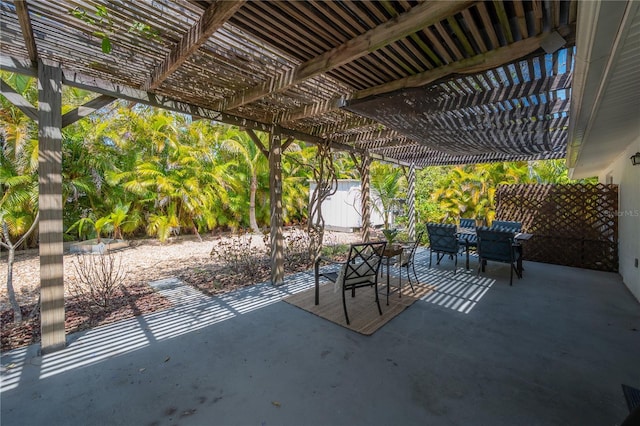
[309,179,390,232]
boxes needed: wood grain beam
[352,32,560,101]
[0,78,38,121]
[61,94,116,127]
[14,0,38,64]
[144,0,245,91]
[1,54,413,168]
[218,1,474,111]
[245,128,269,158]
[284,32,565,122]
[332,128,401,144]
[359,137,412,150]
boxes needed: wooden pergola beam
[283,30,573,123]
[14,0,38,65]
[1,55,272,132]
[352,31,569,101]
[144,0,245,91]
[245,128,269,158]
[61,95,117,127]
[0,78,38,121]
[360,137,413,151]
[332,129,401,145]
[1,54,415,170]
[219,1,474,111]
[1,79,116,127]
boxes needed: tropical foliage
[418,161,595,226]
[369,162,406,229]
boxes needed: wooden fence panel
[495,184,618,271]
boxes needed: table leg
[386,256,390,305]
[398,253,402,298]
[314,260,320,305]
[465,241,470,270]
[516,245,523,278]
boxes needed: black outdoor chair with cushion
[395,231,424,291]
[491,220,522,233]
[314,241,386,325]
[426,223,462,274]
[476,227,521,285]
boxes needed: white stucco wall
[599,136,640,302]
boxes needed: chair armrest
[315,256,346,267]
[314,256,348,306]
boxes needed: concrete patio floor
[2,249,639,426]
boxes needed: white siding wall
[599,136,640,302]
[309,180,387,231]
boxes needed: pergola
[1,0,578,352]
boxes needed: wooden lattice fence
[495,184,618,271]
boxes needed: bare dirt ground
[0,230,360,351]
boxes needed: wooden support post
[360,154,371,242]
[407,163,417,241]
[38,61,65,353]
[269,130,284,285]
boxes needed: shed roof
[0,0,577,167]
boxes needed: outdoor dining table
[512,232,533,277]
[456,228,533,275]
[456,228,476,270]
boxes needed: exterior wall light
[631,152,640,166]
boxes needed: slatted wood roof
[0,0,577,167]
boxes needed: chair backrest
[491,220,522,232]
[459,218,475,229]
[343,241,386,287]
[426,223,458,253]
[404,231,424,264]
[476,227,515,263]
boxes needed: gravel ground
[0,230,361,312]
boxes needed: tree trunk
[1,213,39,323]
[5,248,22,322]
[249,172,260,234]
[192,221,203,242]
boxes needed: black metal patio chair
[314,241,386,325]
[395,231,424,292]
[476,227,521,285]
[426,223,462,274]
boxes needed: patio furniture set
[315,220,530,325]
[427,219,531,286]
